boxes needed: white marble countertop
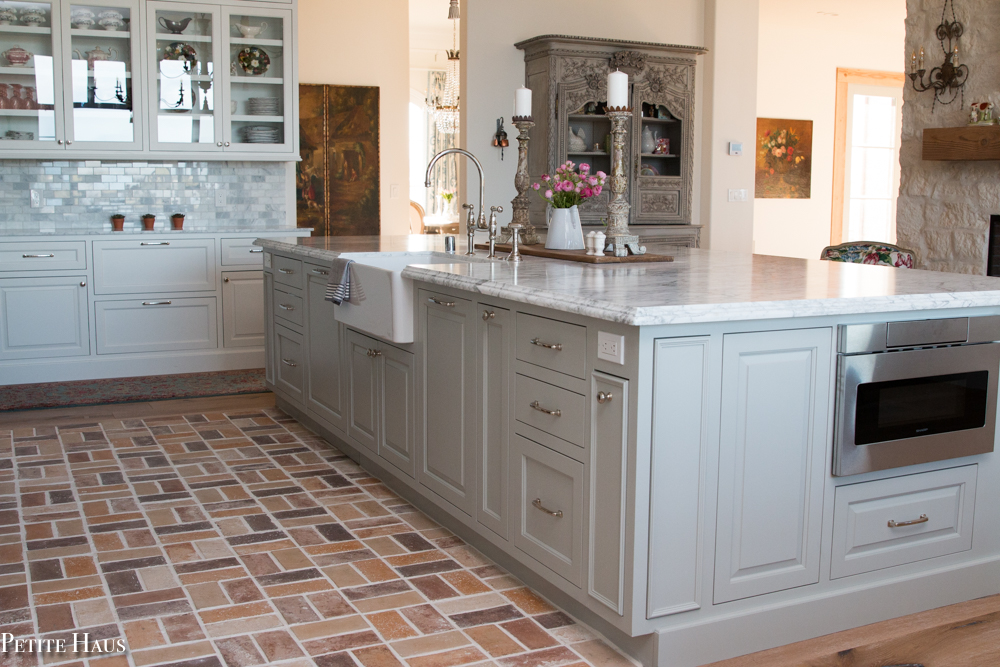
[255,235,1000,325]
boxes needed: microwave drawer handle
[888,514,928,528]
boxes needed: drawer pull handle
[366,348,382,358]
[249,248,263,253]
[142,301,172,306]
[22,253,55,258]
[278,268,294,274]
[278,304,295,311]
[428,297,455,307]
[597,391,613,404]
[140,242,170,246]
[482,310,495,321]
[281,358,298,367]
[312,268,329,275]
[530,338,562,351]
[888,514,929,528]
[529,401,561,417]
[532,498,563,518]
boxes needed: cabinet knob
[597,391,613,404]
[366,348,382,358]
[217,142,224,147]
[79,280,86,287]
[224,141,231,147]
[57,139,64,145]
[482,310,495,321]
[224,277,230,283]
[66,140,72,145]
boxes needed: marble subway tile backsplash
[0,160,290,233]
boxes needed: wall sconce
[909,0,968,111]
[492,118,509,160]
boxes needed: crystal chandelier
[429,1,460,134]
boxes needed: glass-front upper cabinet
[631,87,685,224]
[146,1,221,151]
[0,0,62,148]
[221,5,292,153]
[62,0,141,150]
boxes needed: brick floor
[0,405,634,667]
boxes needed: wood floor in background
[705,594,1000,667]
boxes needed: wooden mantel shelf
[923,125,1000,161]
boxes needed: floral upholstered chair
[820,242,916,269]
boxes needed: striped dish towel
[324,257,355,305]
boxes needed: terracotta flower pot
[111,215,125,232]
[142,216,155,231]
[171,215,185,230]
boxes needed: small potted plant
[110,213,125,232]
[141,213,155,231]
[171,213,185,230]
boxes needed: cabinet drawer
[516,312,586,379]
[95,297,217,354]
[0,242,87,272]
[222,238,265,266]
[93,239,216,294]
[831,465,977,579]
[273,288,304,328]
[514,374,586,448]
[275,324,305,402]
[512,434,584,587]
[273,255,303,290]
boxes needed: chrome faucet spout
[425,148,487,255]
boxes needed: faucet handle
[491,206,504,214]
[462,203,475,211]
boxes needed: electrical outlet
[728,188,748,202]
[597,331,625,365]
[215,189,226,207]
[390,184,400,199]
[29,190,41,208]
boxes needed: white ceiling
[410,0,456,62]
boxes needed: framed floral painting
[755,118,813,199]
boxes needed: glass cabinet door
[147,1,221,151]
[632,91,684,224]
[0,0,62,147]
[222,6,292,152]
[62,0,140,150]
[558,84,620,227]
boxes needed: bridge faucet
[425,148,489,256]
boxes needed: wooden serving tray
[475,243,673,264]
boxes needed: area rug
[0,368,267,411]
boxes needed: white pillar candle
[607,69,628,109]
[514,87,532,117]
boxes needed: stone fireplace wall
[897,0,1000,274]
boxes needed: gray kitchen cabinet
[347,328,379,453]
[0,276,90,360]
[304,266,345,432]
[274,322,303,404]
[417,289,477,514]
[714,328,832,603]
[222,271,264,347]
[380,342,416,477]
[92,238,217,295]
[477,302,511,539]
[94,297,217,354]
[264,271,274,385]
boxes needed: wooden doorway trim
[831,68,905,245]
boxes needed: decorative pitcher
[236,21,267,38]
[73,46,119,70]
[545,205,585,250]
[641,126,656,154]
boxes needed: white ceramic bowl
[98,10,123,20]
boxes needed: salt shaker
[594,231,606,256]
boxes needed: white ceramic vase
[545,205,585,250]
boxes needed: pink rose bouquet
[531,161,607,209]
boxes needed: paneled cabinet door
[146,2,224,152]
[305,267,345,432]
[418,290,476,515]
[477,303,510,539]
[346,328,378,453]
[714,328,832,604]
[61,0,143,151]
[0,276,89,360]
[264,271,274,384]
[379,343,415,478]
[221,271,263,347]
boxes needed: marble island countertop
[255,235,1000,326]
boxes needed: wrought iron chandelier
[909,0,969,111]
[428,0,460,134]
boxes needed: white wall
[462,0,715,238]
[753,0,906,259]
[298,0,410,236]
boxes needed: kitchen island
[256,235,1000,667]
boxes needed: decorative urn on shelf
[2,46,32,67]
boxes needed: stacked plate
[246,97,279,116]
[242,125,280,143]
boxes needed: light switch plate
[729,141,743,156]
[597,331,625,365]
[728,188,748,202]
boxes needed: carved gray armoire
[516,35,707,247]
